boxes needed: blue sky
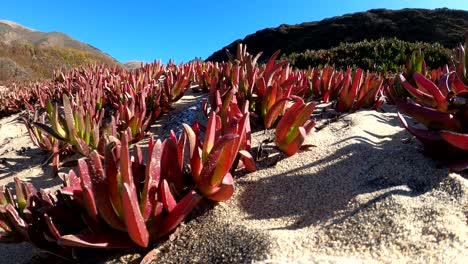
[1,1,467,63]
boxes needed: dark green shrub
[283,38,451,73]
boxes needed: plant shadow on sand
[236,110,449,230]
[0,146,63,190]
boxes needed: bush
[283,38,452,73]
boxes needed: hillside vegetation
[0,41,120,81]
[283,38,452,72]
[206,8,468,62]
[0,20,120,81]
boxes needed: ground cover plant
[393,35,468,171]
[284,38,451,73]
[0,37,467,263]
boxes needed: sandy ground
[0,98,467,263]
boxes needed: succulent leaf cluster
[0,42,412,261]
[394,35,468,171]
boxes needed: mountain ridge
[206,8,468,62]
[0,20,109,55]
[0,20,120,81]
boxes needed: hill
[206,8,468,62]
[123,60,145,70]
[0,20,120,81]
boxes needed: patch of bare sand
[0,113,63,264]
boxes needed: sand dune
[0,103,466,263]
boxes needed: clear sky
[1,1,467,64]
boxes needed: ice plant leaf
[58,232,137,248]
[336,68,362,112]
[13,178,26,214]
[87,151,125,230]
[394,99,461,131]
[204,173,234,202]
[265,50,281,76]
[122,182,149,248]
[398,74,435,107]
[275,99,305,142]
[440,131,468,150]
[413,72,448,111]
[281,126,307,156]
[43,213,61,240]
[275,98,315,156]
[239,150,256,172]
[141,139,162,221]
[397,112,443,141]
[265,97,290,129]
[4,204,28,239]
[159,191,201,238]
[120,132,133,187]
[160,179,177,212]
[160,139,182,192]
[183,124,202,182]
[202,112,217,162]
[212,113,248,186]
[32,122,66,141]
[261,83,278,119]
[62,94,77,141]
[198,134,238,196]
[78,159,98,219]
[105,141,123,218]
[0,187,7,205]
[286,102,315,144]
[210,132,240,187]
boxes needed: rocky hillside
[206,8,468,62]
[0,20,120,81]
[123,60,145,70]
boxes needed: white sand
[152,105,468,263]
[0,103,467,263]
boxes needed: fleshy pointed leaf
[264,97,290,129]
[4,204,28,239]
[183,124,202,182]
[397,112,443,141]
[275,99,305,141]
[413,72,448,111]
[87,151,125,230]
[141,139,162,221]
[43,213,61,240]
[32,122,66,141]
[105,141,123,218]
[161,139,183,192]
[204,173,234,202]
[58,232,137,248]
[395,99,461,130]
[120,132,135,188]
[238,150,256,172]
[336,69,362,112]
[440,131,468,150]
[202,112,217,162]
[198,134,238,196]
[62,94,77,140]
[122,182,149,247]
[160,179,177,212]
[78,159,98,219]
[286,102,315,143]
[159,191,201,238]
[398,74,435,107]
[13,178,26,213]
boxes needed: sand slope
[152,105,468,263]
[0,104,467,264]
